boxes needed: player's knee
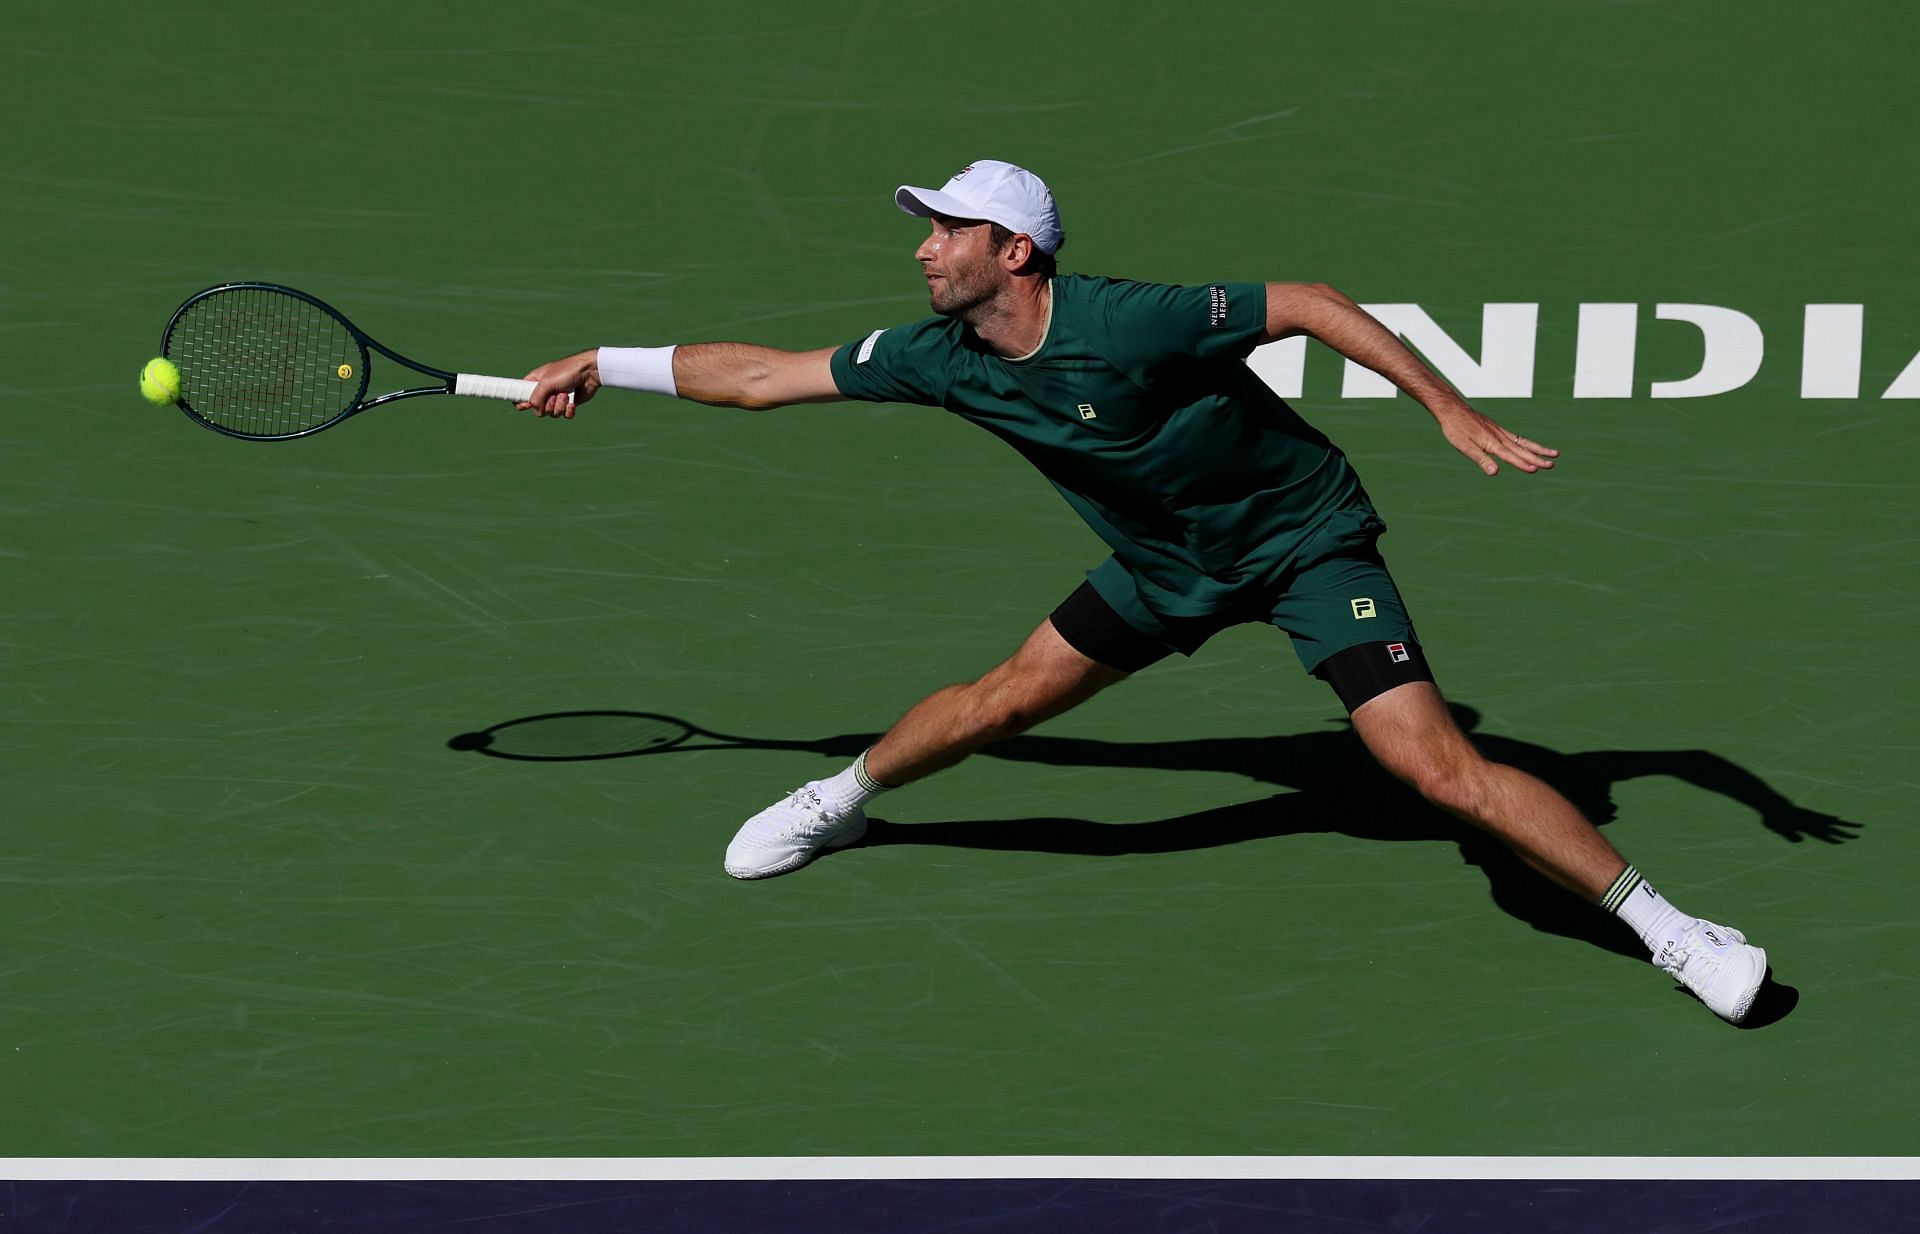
[966,675,1071,744]
[1387,748,1491,820]
[1422,765,1489,820]
[970,692,1042,743]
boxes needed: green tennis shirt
[829,274,1382,618]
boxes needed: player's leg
[1279,547,1633,896]
[861,617,1131,787]
[1345,679,1768,1022]
[723,617,1126,881]
[1346,679,1625,898]
[860,571,1193,788]
[1281,547,1769,1022]
[724,573,1175,881]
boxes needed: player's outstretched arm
[1262,282,1560,477]
[520,344,842,418]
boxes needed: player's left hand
[1434,403,1559,476]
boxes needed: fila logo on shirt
[1077,404,1097,420]
[1351,597,1377,619]
[1386,642,1411,664]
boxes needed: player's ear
[1005,232,1035,272]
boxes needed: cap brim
[895,185,986,222]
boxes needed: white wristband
[597,345,679,396]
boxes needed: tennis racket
[159,281,552,441]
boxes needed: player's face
[916,216,1004,317]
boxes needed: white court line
[1,1157,1915,1182]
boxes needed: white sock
[1602,864,1693,958]
[812,749,892,816]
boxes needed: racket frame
[161,281,504,441]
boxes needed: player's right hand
[519,349,601,418]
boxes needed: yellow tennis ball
[139,356,181,405]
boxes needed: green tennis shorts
[1069,544,1420,674]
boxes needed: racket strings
[170,287,363,437]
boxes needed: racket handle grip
[453,373,538,403]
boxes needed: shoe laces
[1656,925,1731,979]
[778,786,834,839]
[1656,939,1697,979]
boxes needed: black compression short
[1048,580,1175,673]
[1311,639,1437,713]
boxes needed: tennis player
[522,159,1769,1024]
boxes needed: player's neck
[967,277,1052,359]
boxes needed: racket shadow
[446,710,872,763]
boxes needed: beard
[927,260,997,320]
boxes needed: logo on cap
[953,164,975,179]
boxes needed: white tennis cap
[895,160,1064,255]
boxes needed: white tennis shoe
[1658,919,1768,1024]
[724,784,867,880]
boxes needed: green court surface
[3,0,1915,1160]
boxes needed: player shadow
[450,704,1850,1026]
[867,707,1848,1027]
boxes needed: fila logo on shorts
[1077,404,1097,420]
[1387,643,1411,664]
[1351,597,1377,619]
